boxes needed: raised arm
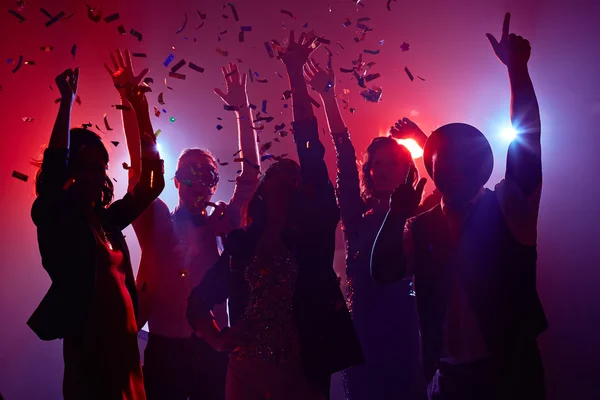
[214,63,259,229]
[487,13,541,195]
[371,167,426,283]
[49,68,79,150]
[105,83,165,231]
[104,50,149,192]
[389,118,429,150]
[304,58,364,232]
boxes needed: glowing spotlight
[501,126,518,141]
[396,138,424,159]
[156,143,163,153]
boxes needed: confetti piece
[261,100,268,114]
[364,73,380,82]
[176,12,188,34]
[316,37,331,45]
[224,105,241,111]
[216,48,229,57]
[220,29,228,35]
[234,157,244,163]
[155,129,162,137]
[264,42,275,59]
[216,125,223,130]
[95,124,103,132]
[22,117,34,122]
[259,142,272,154]
[241,26,252,32]
[143,77,154,85]
[164,78,174,90]
[41,46,53,52]
[340,67,354,74]
[256,78,268,84]
[359,86,383,103]
[404,67,414,81]
[357,17,370,22]
[114,104,132,111]
[356,23,372,32]
[248,103,257,110]
[400,42,410,52]
[364,49,380,55]
[170,59,186,73]
[274,123,286,132]
[12,171,28,182]
[82,123,93,129]
[163,54,175,67]
[132,52,147,58]
[386,0,397,11]
[12,55,23,73]
[156,93,165,105]
[86,5,102,22]
[154,107,160,117]
[117,24,126,35]
[278,130,288,137]
[222,14,229,19]
[217,158,228,166]
[75,95,82,105]
[229,3,239,21]
[379,39,385,46]
[104,12,119,23]
[111,141,119,147]
[308,96,321,108]
[188,62,204,72]
[9,9,25,22]
[280,9,295,19]
[238,31,245,42]
[261,154,274,162]
[40,8,53,18]
[130,29,142,41]
[24,60,36,65]
[46,11,65,27]
[71,44,76,59]
[417,76,426,81]
[170,117,176,122]
[103,114,113,130]
[349,107,356,113]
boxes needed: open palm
[104,49,149,96]
[214,63,248,109]
[304,58,334,96]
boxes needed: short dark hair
[360,136,416,200]
[177,148,217,170]
[34,127,114,208]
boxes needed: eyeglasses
[175,163,219,188]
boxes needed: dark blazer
[28,148,165,340]
[187,117,364,385]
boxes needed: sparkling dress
[226,252,325,400]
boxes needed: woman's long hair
[243,159,301,231]
[359,136,416,201]
[34,127,114,208]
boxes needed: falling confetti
[130,29,143,41]
[360,86,383,103]
[12,171,28,182]
[264,42,275,59]
[104,13,119,23]
[229,3,239,21]
[216,125,223,130]
[176,12,188,34]
[170,116,176,122]
[280,9,295,19]
[216,48,229,57]
[8,9,25,23]
[364,49,380,55]
[45,11,65,27]
[41,46,53,52]
[132,52,147,58]
[158,93,165,105]
[12,55,23,73]
[404,66,414,81]
[86,5,102,22]
[386,0,397,11]
[400,42,410,52]
[22,117,34,122]
[261,100,268,114]
[103,114,113,131]
[71,44,76,59]
[111,141,119,147]
[188,62,204,73]
[170,59,186,73]
[117,24,126,35]
[417,76,426,81]
[113,104,131,111]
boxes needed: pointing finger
[502,12,511,39]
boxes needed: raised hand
[104,49,149,97]
[389,117,429,149]
[389,165,427,217]
[214,63,248,110]
[304,57,335,97]
[55,68,79,102]
[273,30,320,72]
[122,82,149,111]
[486,13,531,69]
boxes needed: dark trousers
[427,343,545,400]
[143,333,228,400]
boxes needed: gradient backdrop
[1,0,599,399]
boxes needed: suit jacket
[28,148,165,340]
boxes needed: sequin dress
[233,252,301,364]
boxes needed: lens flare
[395,138,424,159]
[501,126,517,141]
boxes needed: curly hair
[359,136,416,200]
[34,127,114,208]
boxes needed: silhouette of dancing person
[104,50,260,400]
[371,13,547,400]
[28,68,165,399]
[304,58,434,399]
[186,30,364,400]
